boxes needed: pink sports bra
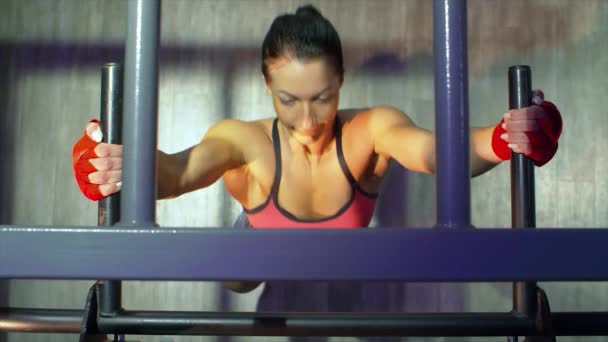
[244,118,378,229]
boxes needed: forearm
[157,138,245,199]
[371,107,501,177]
[420,126,501,177]
[386,125,501,177]
[470,126,502,177]
[157,150,186,199]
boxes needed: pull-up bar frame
[1,0,605,338]
[0,227,606,282]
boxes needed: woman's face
[265,57,342,145]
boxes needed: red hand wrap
[72,119,104,201]
[491,101,562,167]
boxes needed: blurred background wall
[0,0,606,341]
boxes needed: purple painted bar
[1,227,608,281]
[432,0,471,228]
[121,0,160,225]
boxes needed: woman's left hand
[492,89,563,166]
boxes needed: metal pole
[97,311,536,337]
[4,309,608,336]
[99,63,123,317]
[432,0,471,228]
[0,308,83,333]
[508,65,537,342]
[508,66,536,228]
[121,0,161,225]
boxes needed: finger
[502,119,539,133]
[89,157,122,171]
[502,132,530,144]
[99,182,122,197]
[85,121,103,142]
[88,170,122,184]
[504,106,545,120]
[532,89,545,101]
[94,143,123,158]
[531,89,544,106]
[508,142,532,155]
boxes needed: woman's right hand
[72,120,123,200]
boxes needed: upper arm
[175,119,251,195]
[369,106,435,174]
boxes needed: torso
[222,108,391,223]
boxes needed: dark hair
[261,5,344,80]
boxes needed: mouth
[296,128,318,136]
[293,127,325,139]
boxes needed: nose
[299,102,315,129]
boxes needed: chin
[294,128,323,141]
[296,123,327,136]
[294,133,317,145]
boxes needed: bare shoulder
[368,105,414,126]
[204,118,271,140]
[202,118,273,162]
[203,119,270,145]
[339,106,416,136]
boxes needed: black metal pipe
[508,65,537,342]
[0,308,82,333]
[97,311,536,337]
[508,65,536,229]
[99,63,122,227]
[99,63,123,317]
[552,312,608,336]
[3,309,608,337]
[99,282,121,318]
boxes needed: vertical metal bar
[508,65,537,342]
[432,0,471,228]
[99,63,123,317]
[508,66,536,228]
[121,0,161,225]
[99,63,123,228]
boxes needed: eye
[280,98,296,106]
[317,97,332,104]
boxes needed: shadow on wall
[0,8,593,335]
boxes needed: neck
[280,119,336,162]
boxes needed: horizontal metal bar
[0,308,82,333]
[3,308,608,336]
[99,311,536,337]
[552,312,608,336]
[1,226,608,281]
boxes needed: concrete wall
[1,1,607,341]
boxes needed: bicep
[371,108,435,174]
[178,121,247,193]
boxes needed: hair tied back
[296,5,323,17]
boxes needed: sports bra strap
[270,117,359,194]
[270,119,282,194]
[334,117,358,185]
